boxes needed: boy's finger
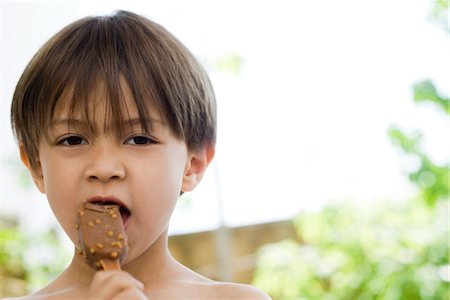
[111,287,148,300]
[89,270,144,299]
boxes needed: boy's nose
[84,146,125,183]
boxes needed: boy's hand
[88,270,148,300]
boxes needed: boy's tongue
[76,202,129,270]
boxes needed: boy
[10,10,270,299]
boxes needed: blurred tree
[428,0,449,31]
[252,1,449,299]
[413,79,449,114]
[0,218,28,297]
[388,118,448,206]
[388,0,449,207]
[252,200,448,300]
[214,51,243,76]
[0,218,70,298]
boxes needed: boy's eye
[125,135,156,145]
[58,135,87,146]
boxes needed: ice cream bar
[77,202,128,270]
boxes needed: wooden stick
[100,259,121,271]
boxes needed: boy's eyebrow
[50,117,164,129]
[123,117,164,126]
[50,118,88,128]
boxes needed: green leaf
[253,200,449,300]
[413,80,450,114]
[387,126,423,154]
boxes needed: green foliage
[387,73,449,209]
[215,52,243,75]
[429,0,449,32]
[388,126,448,206]
[252,200,449,300]
[385,2,449,208]
[0,225,28,296]
[0,222,70,298]
[413,79,450,115]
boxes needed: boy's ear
[20,145,45,194]
[182,144,215,193]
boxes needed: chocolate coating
[77,203,128,270]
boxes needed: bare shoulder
[2,286,81,300]
[1,293,40,300]
[1,291,44,300]
[162,274,271,299]
[157,260,271,299]
[214,282,272,299]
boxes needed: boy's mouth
[87,198,131,229]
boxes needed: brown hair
[11,10,216,171]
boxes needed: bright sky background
[1,0,449,236]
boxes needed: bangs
[50,78,155,138]
[42,16,164,137]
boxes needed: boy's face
[25,81,212,264]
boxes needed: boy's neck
[122,228,178,283]
[47,228,176,295]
